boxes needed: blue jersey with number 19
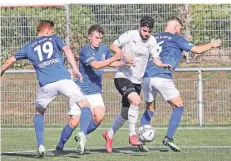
[14,35,71,86]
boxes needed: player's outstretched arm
[62,46,82,81]
[110,43,134,66]
[152,58,172,71]
[190,39,221,54]
[1,56,17,76]
[90,52,123,70]
[109,61,131,67]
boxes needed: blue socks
[34,114,44,148]
[87,119,99,134]
[140,109,154,126]
[80,107,92,135]
[166,106,184,139]
[57,124,75,148]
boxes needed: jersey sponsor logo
[86,57,95,63]
[39,58,59,68]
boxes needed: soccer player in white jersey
[138,17,221,152]
[55,24,129,155]
[0,20,93,158]
[102,16,172,153]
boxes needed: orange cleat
[129,134,141,146]
[102,131,113,153]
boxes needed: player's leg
[55,79,91,155]
[155,78,183,152]
[55,105,81,156]
[35,82,58,158]
[140,77,157,126]
[138,77,158,152]
[127,84,142,146]
[86,94,105,135]
[103,78,133,152]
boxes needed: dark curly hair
[140,16,154,29]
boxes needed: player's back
[15,35,71,86]
[144,32,194,79]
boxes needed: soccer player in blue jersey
[138,17,221,152]
[0,20,93,158]
[55,24,128,155]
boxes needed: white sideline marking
[2,145,231,154]
[2,127,231,130]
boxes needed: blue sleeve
[105,46,112,59]
[14,45,28,60]
[79,46,96,66]
[54,35,67,51]
[176,36,195,52]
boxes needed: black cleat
[138,141,149,152]
[162,136,181,152]
[54,146,64,156]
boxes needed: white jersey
[114,30,159,84]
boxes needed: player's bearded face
[89,31,103,48]
[140,26,152,40]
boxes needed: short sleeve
[150,37,160,58]
[79,46,96,66]
[177,36,195,52]
[54,35,67,51]
[113,31,132,47]
[14,45,28,60]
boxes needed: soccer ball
[138,124,155,142]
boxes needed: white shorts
[36,79,86,116]
[143,77,180,102]
[86,94,105,109]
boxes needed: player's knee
[94,115,104,124]
[168,95,183,108]
[93,107,105,124]
[68,115,80,128]
[131,98,141,106]
[35,107,46,115]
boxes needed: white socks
[108,113,127,139]
[128,105,139,136]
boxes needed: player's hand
[211,39,221,48]
[114,51,124,61]
[124,55,135,67]
[73,70,83,82]
[163,64,172,71]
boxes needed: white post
[65,4,70,46]
[198,70,203,126]
[65,4,73,78]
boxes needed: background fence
[1,68,231,127]
[1,4,231,127]
[1,4,231,68]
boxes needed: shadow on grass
[1,146,169,159]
